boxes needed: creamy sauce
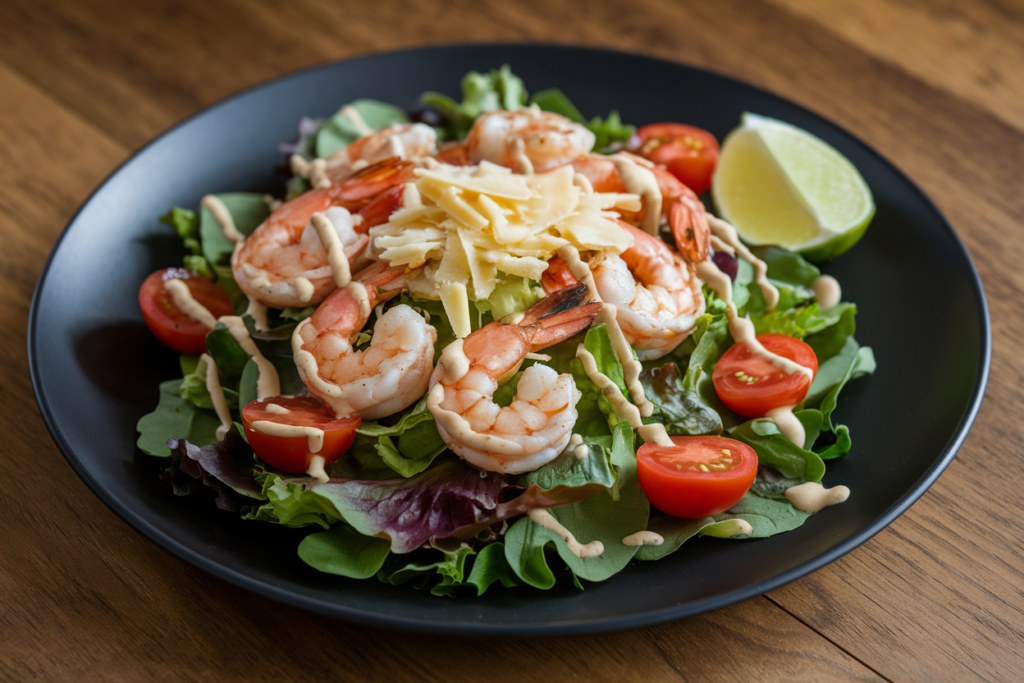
[339,104,374,137]
[706,215,778,310]
[244,298,269,332]
[201,353,232,440]
[511,137,534,175]
[262,194,283,211]
[812,275,841,310]
[292,319,347,403]
[309,158,331,190]
[427,384,525,456]
[709,235,736,256]
[595,304,654,418]
[310,212,352,288]
[569,434,583,446]
[438,338,471,384]
[289,154,312,178]
[785,481,850,513]
[765,405,805,448]
[525,352,551,362]
[251,420,324,453]
[164,278,217,328]
[622,530,664,546]
[347,282,371,321]
[202,195,246,244]
[696,259,813,380]
[573,172,594,194]
[306,455,329,483]
[290,276,315,303]
[528,509,604,559]
[383,134,406,161]
[718,519,754,537]
[573,445,589,461]
[218,316,280,398]
[610,154,661,236]
[265,403,290,415]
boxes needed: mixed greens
[137,67,874,596]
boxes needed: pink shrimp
[427,284,601,474]
[292,261,436,420]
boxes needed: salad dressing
[765,405,805,449]
[717,519,754,537]
[339,104,374,137]
[609,154,661,236]
[438,338,471,384]
[622,530,664,546]
[347,282,371,321]
[528,509,604,559]
[785,481,850,513]
[812,275,841,310]
[306,455,329,483]
[573,444,589,461]
[251,420,324,452]
[310,212,352,288]
[290,276,315,303]
[262,194,283,211]
[309,158,331,190]
[164,278,217,329]
[219,316,281,398]
[202,195,246,245]
[200,353,232,440]
[511,137,534,175]
[427,384,525,456]
[264,403,290,415]
[245,298,270,332]
[707,216,779,310]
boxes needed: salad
[137,66,875,596]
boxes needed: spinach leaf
[641,362,722,436]
[298,525,391,579]
[729,413,826,482]
[137,380,222,456]
[199,193,270,266]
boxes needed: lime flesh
[712,114,874,262]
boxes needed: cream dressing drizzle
[511,137,534,175]
[609,154,661,236]
[292,319,348,403]
[706,216,779,310]
[709,235,735,256]
[164,278,217,329]
[339,104,374,137]
[573,172,594,194]
[202,195,245,244]
[622,530,664,547]
[573,445,589,461]
[251,421,324,453]
[347,282,371,321]
[262,194,283,211]
[765,405,805,449]
[289,154,312,178]
[265,403,290,415]
[525,352,551,362]
[383,134,406,161]
[438,338,471,384]
[290,276,315,302]
[717,519,754,537]
[528,509,604,559]
[427,384,525,456]
[244,298,269,332]
[310,212,352,288]
[812,275,841,310]
[309,158,331,189]
[201,353,232,440]
[306,455,329,483]
[785,481,850,513]
[696,259,813,380]
[218,316,280,398]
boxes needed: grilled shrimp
[292,261,437,420]
[570,153,710,263]
[324,122,437,182]
[232,158,415,308]
[464,108,595,173]
[543,220,705,361]
[427,284,601,474]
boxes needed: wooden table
[3,0,1021,679]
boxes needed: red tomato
[138,268,233,354]
[241,396,360,474]
[633,123,720,195]
[712,335,818,418]
[637,436,757,518]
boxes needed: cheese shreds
[369,162,636,336]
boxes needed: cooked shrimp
[292,261,437,420]
[427,284,601,474]
[325,123,437,182]
[570,153,710,263]
[465,108,595,173]
[232,158,416,308]
[543,220,705,361]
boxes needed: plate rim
[27,42,992,637]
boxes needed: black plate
[29,44,990,636]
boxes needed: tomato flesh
[138,268,233,354]
[241,396,360,474]
[637,436,757,518]
[633,123,720,195]
[712,335,818,418]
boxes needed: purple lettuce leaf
[163,432,266,512]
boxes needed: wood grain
[2,0,1023,679]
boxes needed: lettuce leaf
[137,380,222,456]
[729,412,826,482]
[466,542,521,595]
[200,193,270,266]
[297,525,391,579]
[356,395,447,477]
[504,422,648,587]
[420,64,527,140]
[315,99,410,159]
[641,362,722,436]
[805,337,877,430]
[163,432,265,511]
[160,207,201,255]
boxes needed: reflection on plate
[29,44,989,636]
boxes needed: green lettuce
[137,380,222,456]
[421,64,527,140]
[315,99,410,159]
[199,193,270,265]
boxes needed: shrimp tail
[665,184,710,264]
[519,284,601,350]
[540,255,581,294]
[329,157,416,208]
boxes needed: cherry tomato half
[241,396,361,474]
[138,268,233,354]
[633,123,720,195]
[712,335,818,418]
[637,436,757,518]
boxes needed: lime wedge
[711,113,874,262]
